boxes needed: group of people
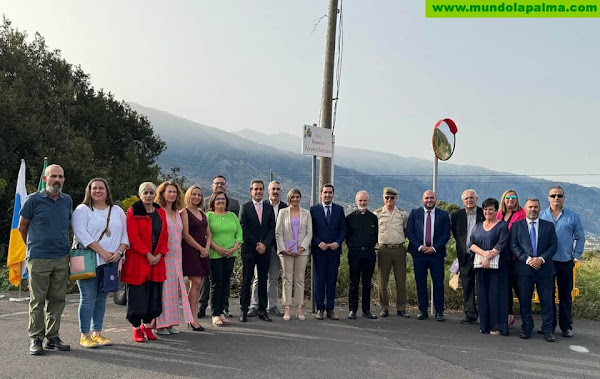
[17,164,585,356]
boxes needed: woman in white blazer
[276,188,313,321]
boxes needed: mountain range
[128,102,600,235]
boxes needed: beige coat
[276,206,312,256]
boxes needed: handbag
[473,253,499,269]
[97,262,119,293]
[69,247,97,280]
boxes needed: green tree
[0,17,166,251]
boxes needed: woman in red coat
[121,182,169,342]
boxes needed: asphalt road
[1,291,598,379]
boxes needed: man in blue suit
[511,197,558,342]
[406,190,451,321]
[310,183,346,320]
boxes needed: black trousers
[507,259,520,315]
[199,271,231,311]
[240,251,271,312]
[553,260,575,332]
[209,257,235,316]
[459,258,478,320]
[348,249,376,313]
[517,274,554,333]
[126,281,163,327]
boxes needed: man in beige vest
[373,187,410,318]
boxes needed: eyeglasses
[142,191,155,195]
[384,196,396,200]
[549,194,564,198]
[213,182,226,186]
[505,195,517,200]
[215,197,226,201]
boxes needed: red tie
[425,210,432,247]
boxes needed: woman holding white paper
[276,188,312,321]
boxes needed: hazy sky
[4,1,599,187]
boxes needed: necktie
[425,210,432,247]
[255,202,262,224]
[529,221,537,257]
[325,205,331,224]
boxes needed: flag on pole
[7,160,28,287]
[37,156,48,192]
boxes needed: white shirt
[322,202,333,217]
[72,204,129,265]
[268,199,280,217]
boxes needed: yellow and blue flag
[7,159,28,287]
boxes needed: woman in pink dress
[154,181,194,334]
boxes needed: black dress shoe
[223,309,232,318]
[363,311,378,320]
[460,316,476,324]
[257,311,272,322]
[379,309,389,318]
[239,312,248,322]
[435,312,445,322]
[315,310,324,320]
[520,330,532,339]
[348,311,357,319]
[397,310,410,318]
[197,308,206,318]
[268,307,284,317]
[417,311,428,320]
[43,337,70,351]
[562,329,574,338]
[247,308,258,317]
[29,338,43,355]
[544,332,556,342]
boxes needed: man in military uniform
[373,187,410,318]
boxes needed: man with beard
[406,190,451,321]
[345,191,378,319]
[19,164,73,355]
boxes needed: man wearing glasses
[451,189,484,325]
[198,175,241,318]
[540,186,585,338]
[373,187,410,318]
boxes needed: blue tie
[325,205,331,224]
[529,221,537,257]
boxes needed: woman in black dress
[181,185,212,331]
[470,198,510,336]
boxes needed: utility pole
[318,0,338,188]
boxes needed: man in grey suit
[248,181,287,317]
[198,175,240,318]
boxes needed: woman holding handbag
[121,182,169,343]
[72,178,129,348]
[470,198,510,336]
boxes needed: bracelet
[117,250,124,257]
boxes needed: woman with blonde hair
[497,189,526,328]
[121,182,168,342]
[154,181,194,334]
[181,185,212,331]
[275,188,313,321]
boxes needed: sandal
[490,330,500,336]
[212,316,224,327]
[508,314,515,328]
[220,314,231,325]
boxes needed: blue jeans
[77,276,108,333]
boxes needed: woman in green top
[207,190,242,327]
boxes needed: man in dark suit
[310,183,346,320]
[451,189,484,324]
[239,180,276,322]
[198,174,241,318]
[511,197,558,342]
[407,190,451,321]
[248,181,288,317]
